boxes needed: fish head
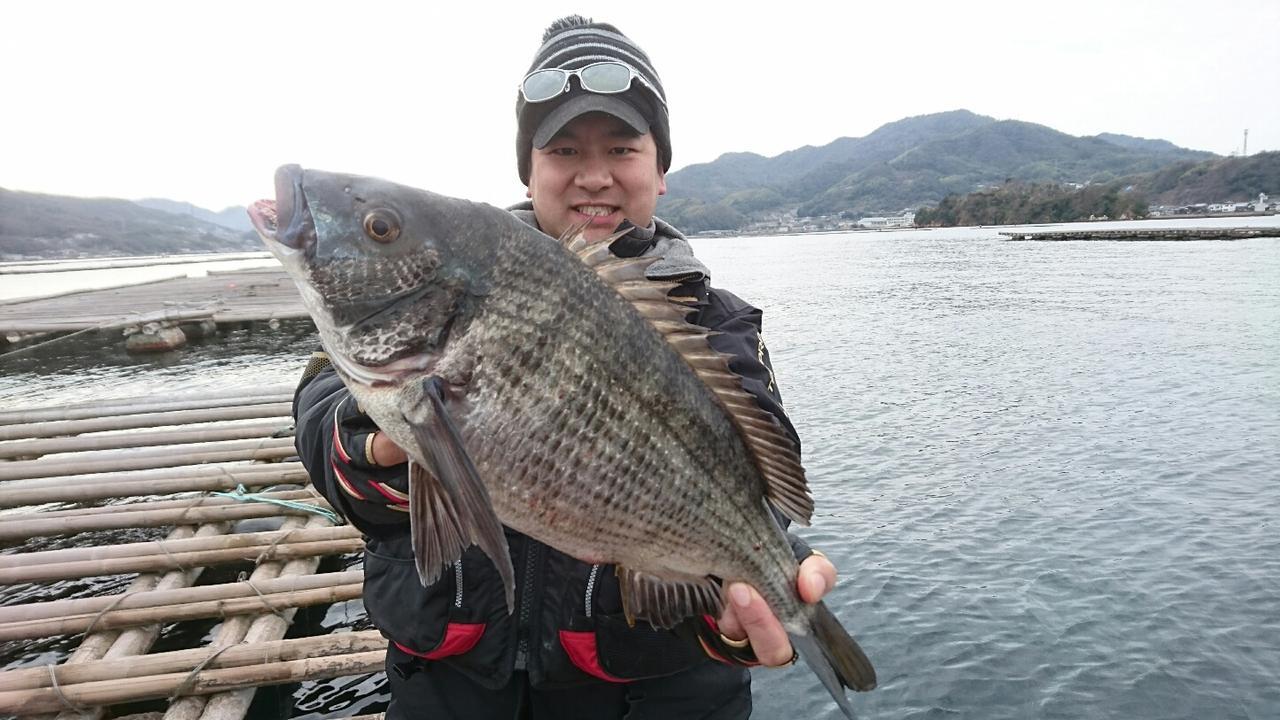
[248,165,497,387]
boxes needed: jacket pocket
[557,563,705,682]
[362,535,463,656]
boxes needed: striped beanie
[516,16,671,185]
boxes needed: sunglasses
[520,61,666,108]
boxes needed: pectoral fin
[405,377,515,613]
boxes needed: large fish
[248,165,876,715]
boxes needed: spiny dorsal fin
[564,230,814,526]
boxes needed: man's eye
[611,147,637,155]
[550,147,577,156]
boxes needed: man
[293,15,837,719]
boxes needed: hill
[1124,151,1280,205]
[914,181,1150,227]
[0,189,259,260]
[913,152,1279,227]
[658,110,1215,232]
[134,198,254,232]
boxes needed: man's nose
[574,156,613,191]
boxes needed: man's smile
[574,205,621,223]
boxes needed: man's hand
[369,430,409,466]
[715,552,837,667]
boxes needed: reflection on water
[2,225,1279,719]
[0,320,316,407]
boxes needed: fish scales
[458,229,794,605]
[249,166,876,717]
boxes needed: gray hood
[507,202,709,283]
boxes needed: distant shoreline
[692,212,1279,239]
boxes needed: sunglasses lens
[579,63,633,94]
[522,70,568,102]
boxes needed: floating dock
[0,386,384,720]
[999,227,1279,241]
[0,268,306,353]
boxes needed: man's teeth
[577,206,616,217]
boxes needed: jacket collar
[506,201,710,283]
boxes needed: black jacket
[292,217,811,695]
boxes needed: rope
[241,578,288,620]
[211,484,342,525]
[46,663,89,711]
[81,589,137,637]
[170,643,235,700]
[0,325,101,359]
[0,304,219,360]
[153,538,191,573]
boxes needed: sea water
[2,220,1278,719]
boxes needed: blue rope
[211,484,343,525]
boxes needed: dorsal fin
[561,229,814,526]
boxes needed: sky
[2,0,1277,211]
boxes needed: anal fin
[405,377,516,613]
[617,566,724,629]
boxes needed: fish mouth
[248,164,315,251]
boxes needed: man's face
[528,112,667,242]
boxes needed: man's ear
[526,187,533,199]
[657,170,667,196]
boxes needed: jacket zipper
[453,560,463,608]
[585,564,601,619]
[514,540,541,670]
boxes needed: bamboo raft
[999,227,1279,241]
[0,385,386,720]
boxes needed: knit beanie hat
[516,16,671,185]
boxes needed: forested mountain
[913,152,1279,227]
[658,110,1215,232]
[1126,151,1280,205]
[0,188,258,260]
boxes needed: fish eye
[363,209,402,244]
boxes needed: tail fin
[790,600,876,720]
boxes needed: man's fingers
[717,602,745,642]
[798,554,837,604]
[370,431,409,466]
[726,583,793,667]
[714,554,838,668]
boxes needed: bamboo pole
[5,383,293,411]
[0,421,293,460]
[2,526,360,567]
[0,538,364,584]
[1,460,305,495]
[0,466,309,508]
[0,403,293,442]
[0,649,386,714]
[0,391,294,426]
[0,570,362,625]
[0,495,329,542]
[35,523,227,720]
[0,582,363,641]
[34,523,227,720]
[0,631,385,692]
[0,441,297,481]
[0,489,315,520]
[33,523,356,562]
[165,514,335,720]
[31,436,294,463]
